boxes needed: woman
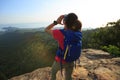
[45,13,82,80]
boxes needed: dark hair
[64,13,82,31]
[72,20,82,31]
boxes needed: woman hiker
[45,13,82,80]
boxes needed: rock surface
[10,49,120,80]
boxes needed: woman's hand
[56,15,64,25]
[45,15,64,35]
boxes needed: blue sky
[0,0,120,28]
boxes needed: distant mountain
[1,27,45,33]
[2,26,19,32]
[0,28,5,31]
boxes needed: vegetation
[0,19,120,79]
[82,19,120,56]
[0,30,57,78]
[101,45,120,57]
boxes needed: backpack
[56,29,82,62]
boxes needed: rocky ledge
[10,49,120,80]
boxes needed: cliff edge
[10,49,120,80]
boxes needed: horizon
[0,22,92,31]
[0,0,120,29]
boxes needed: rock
[94,67,117,80]
[10,49,120,80]
[72,67,89,80]
[10,67,51,80]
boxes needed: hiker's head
[63,13,82,31]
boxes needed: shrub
[101,45,120,57]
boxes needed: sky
[0,0,120,28]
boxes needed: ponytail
[70,20,82,31]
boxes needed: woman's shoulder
[52,29,63,34]
[52,29,64,40]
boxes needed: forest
[82,19,120,56]
[0,30,57,78]
[0,19,120,79]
